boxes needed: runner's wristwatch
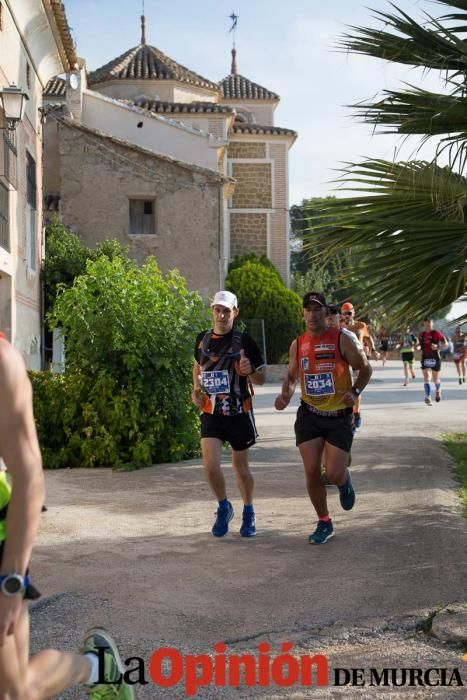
[351,386,362,397]
[0,573,29,596]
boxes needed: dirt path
[31,361,466,697]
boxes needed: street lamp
[0,85,28,129]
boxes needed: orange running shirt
[346,320,370,343]
[297,327,352,412]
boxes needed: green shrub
[228,253,282,280]
[34,256,208,469]
[30,370,200,469]
[226,260,303,363]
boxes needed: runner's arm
[191,359,204,407]
[274,339,298,410]
[237,349,265,385]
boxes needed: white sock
[84,652,100,685]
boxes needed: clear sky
[65,0,443,206]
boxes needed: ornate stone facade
[227,142,266,159]
[231,163,272,209]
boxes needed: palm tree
[304,0,467,322]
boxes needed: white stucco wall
[0,0,67,366]
[1,0,69,88]
[81,90,223,171]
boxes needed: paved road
[30,361,467,697]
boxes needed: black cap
[327,303,340,315]
[303,291,326,308]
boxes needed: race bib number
[304,372,335,397]
[423,358,437,368]
[201,370,230,394]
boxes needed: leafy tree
[42,216,129,319]
[290,197,338,275]
[225,260,303,362]
[290,197,359,303]
[42,216,89,316]
[303,1,467,323]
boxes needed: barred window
[0,120,18,190]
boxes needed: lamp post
[0,85,28,129]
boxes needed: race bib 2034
[304,372,335,397]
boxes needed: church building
[43,13,297,298]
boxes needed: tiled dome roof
[219,74,279,100]
[232,123,296,137]
[87,44,219,91]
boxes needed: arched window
[234,108,255,124]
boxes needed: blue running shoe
[212,501,234,537]
[339,472,356,511]
[240,510,256,537]
[309,520,334,545]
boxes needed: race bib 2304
[201,370,230,394]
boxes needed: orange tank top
[297,328,352,411]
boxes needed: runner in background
[321,304,360,484]
[377,327,389,366]
[418,318,447,405]
[340,302,378,431]
[452,325,466,385]
[396,326,418,386]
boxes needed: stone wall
[230,213,267,256]
[231,163,272,209]
[54,123,223,299]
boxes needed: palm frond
[303,160,467,321]
[435,0,467,16]
[338,4,467,72]
[351,86,467,137]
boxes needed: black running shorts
[0,541,41,600]
[294,403,354,453]
[201,411,257,451]
[421,357,441,372]
[401,352,414,363]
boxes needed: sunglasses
[342,311,353,316]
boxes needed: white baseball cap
[211,290,238,309]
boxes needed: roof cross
[141,1,146,44]
[228,12,239,75]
